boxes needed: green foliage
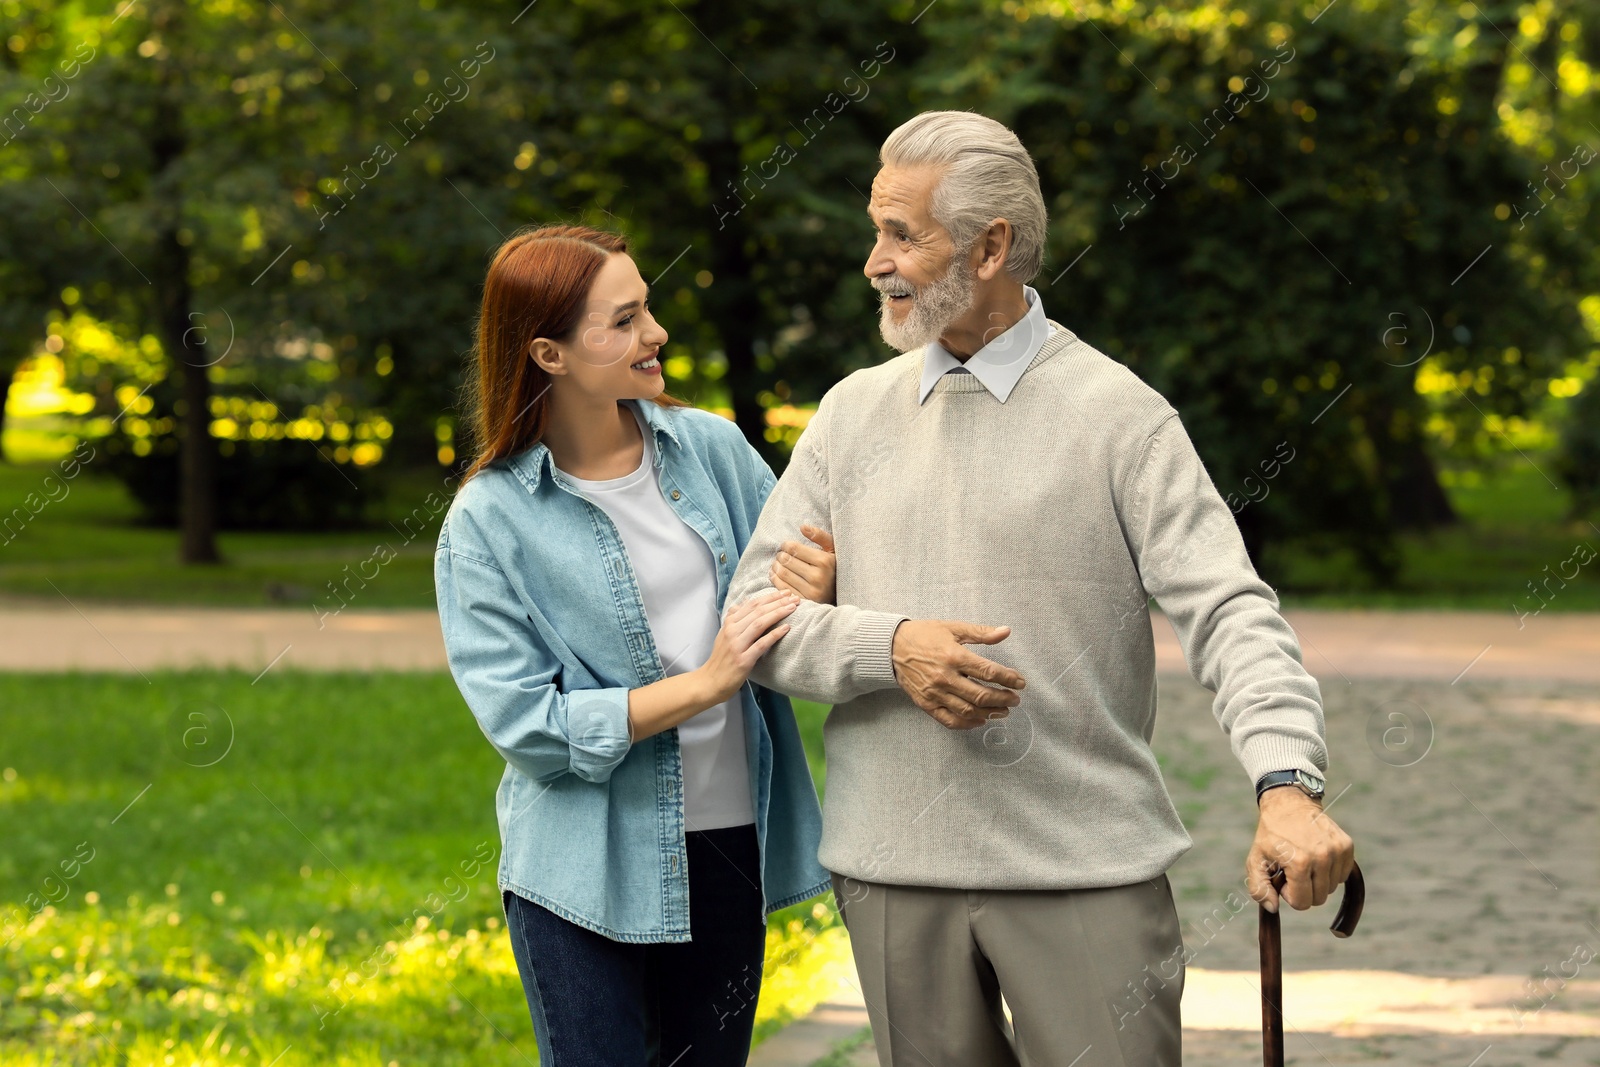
[37,307,399,530]
[4,456,1594,609]
[98,432,378,531]
[1266,461,1600,607]
[1,0,1596,572]
[516,0,922,447]
[0,0,517,477]
[915,0,1592,578]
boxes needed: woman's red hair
[460,224,690,482]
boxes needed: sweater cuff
[852,610,908,690]
[1235,729,1328,793]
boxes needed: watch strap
[1255,769,1306,804]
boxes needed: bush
[98,431,379,530]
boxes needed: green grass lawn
[1,449,1596,610]
[0,462,446,608]
[0,671,840,1066]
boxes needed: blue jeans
[504,823,767,1066]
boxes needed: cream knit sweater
[727,321,1328,889]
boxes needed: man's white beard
[875,257,977,353]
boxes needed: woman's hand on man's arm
[626,589,800,742]
[769,524,837,604]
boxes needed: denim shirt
[434,399,832,942]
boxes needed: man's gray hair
[879,110,1048,282]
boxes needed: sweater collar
[917,285,1053,404]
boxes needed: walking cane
[1259,862,1365,1067]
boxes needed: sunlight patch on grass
[4,895,854,1064]
[4,898,532,1066]
[754,903,856,1046]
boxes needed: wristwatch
[1255,768,1325,805]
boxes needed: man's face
[864,163,976,353]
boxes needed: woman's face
[533,252,668,401]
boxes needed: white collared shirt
[916,284,1056,404]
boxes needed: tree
[3,0,1592,577]
[513,0,920,455]
[910,0,1591,579]
[0,0,525,547]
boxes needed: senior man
[725,110,1356,1066]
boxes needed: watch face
[1295,770,1326,796]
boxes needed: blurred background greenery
[1,0,1597,603]
[3,0,1599,605]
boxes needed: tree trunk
[0,362,13,462]
[1372,400,1457,530]
[160,232,219,563]
[383,338,450,469]
[1384,436,1458,529]
[692,1,771,461]
[151,1,219,563]
[1233,502,1270,571]
[710,236,767,456]
[703,142,771,460]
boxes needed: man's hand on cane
[1245,786,1356,913]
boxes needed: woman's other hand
[770,524,837,605]
[699,589,800,703]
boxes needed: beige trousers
[830,872,1185,1067]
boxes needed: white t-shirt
[559,404,756,831]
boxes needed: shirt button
[719,552,727,563]
[670,490,681,500]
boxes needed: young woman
[434,224,838,1066]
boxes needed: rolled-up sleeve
[435,534,633,783]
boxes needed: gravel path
[0,602,1594,682]
[758,673,1600,1066]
